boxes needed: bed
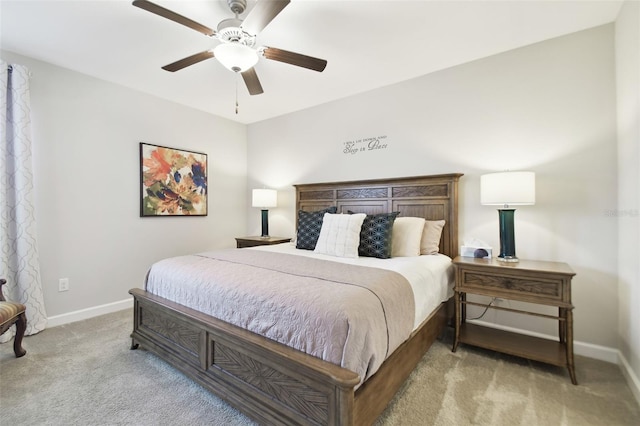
[130,173,462,425]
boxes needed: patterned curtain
[0,61,47,341]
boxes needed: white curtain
[1,61,47,340]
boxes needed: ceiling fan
[132,0,327,96]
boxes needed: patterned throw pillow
[295,206,338,250]
[357,212,400,259]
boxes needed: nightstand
[451,256,577,384]
[235,236,291,248]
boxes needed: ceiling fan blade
[241,68,264,95]
[132,0,215,37]
[241,0,290,34]
[262,47,327,72]
[162,50,215,72]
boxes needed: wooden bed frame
[130,173,462,425]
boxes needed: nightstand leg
[566,308,577,385]
[559,307,566,343]
[461,292,466,323]
[453,290,460,352]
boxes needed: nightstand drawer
[459,270,565,305]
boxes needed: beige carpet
[0,309,638,425]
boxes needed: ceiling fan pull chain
[235,72,239,114]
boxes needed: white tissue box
[460,246,492,259]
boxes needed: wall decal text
[343,135,388,155]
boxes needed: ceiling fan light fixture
[214,43,259,72]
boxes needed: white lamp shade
[481,171,535,206]
[252,189,277,208]
[214,43,259,72]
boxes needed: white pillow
[314,213,366,258]
[420,220,446,255]
[392,217,426,257]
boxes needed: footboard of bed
[130,288,451,425]
[130,288,361,426]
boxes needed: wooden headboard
[294,173,463,258]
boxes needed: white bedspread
[252,243,454,330]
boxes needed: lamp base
[497,255,519,263]
[497,209,517,261]
[260,209,269,238]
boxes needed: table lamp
[252,189,277,238]
[481,171,535,262]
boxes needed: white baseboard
[469,319,640,405]
[618,351,640,406]
[47,297,133,328]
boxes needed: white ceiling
[0,0,623,124]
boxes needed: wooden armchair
[0,278,27,357]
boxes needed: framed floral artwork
[139,143,208,216]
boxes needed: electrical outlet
[58,278,69,292]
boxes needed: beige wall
[615,0,640,398]
[247,25,619,352]
[1,50,248,318]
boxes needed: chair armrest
[0,278,6,302]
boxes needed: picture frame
[139,142,208,217]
